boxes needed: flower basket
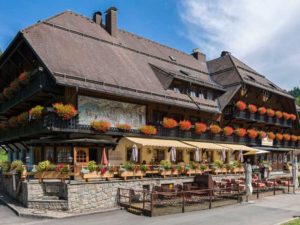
[235,100,247,111]
[52,103,77,120]
[139,125,157,135]
[275,133,283,141]
[248,104,257,113]
[29,105,44,120]
[223,126,233,136]
[195,122,207,134]
[258,131,267,139]
[116,123,131,132]
[210,124,221,134]
[160,170,172,178]
[291,135,298,142]
[235,128,246,137]
[268,132,275,140]
[282,112,290,121]
[179,120,192,131]
[283,134,291,141]
[162,117,178,129]
[290,114,297,121]
[267,108,275,117]
[247,129,258,139]
[91,120,111,132]
[275,111,283,119]
[258,107,267,115]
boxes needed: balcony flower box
[119,170,144,180]
[34,171,69,182]
[159,170,172,178]
[185,169,203,176]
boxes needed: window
[44,146,54,162]
[56,147,71,163]
[173,87,180,93]
[126,148,140,162]
[206,91,213,100]
[190,91,196,97]
[189,151,194,161]
[76,150,87,163]
[156,149,165,162]
[176,150,183,163]
[198,90,204,99]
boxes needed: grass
[284,219,300,225]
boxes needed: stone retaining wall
[1,174,245,212]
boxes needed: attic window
[169,56,176,61]
[180,70,190,76]
[268,83,277,89]
[247,75,256,81]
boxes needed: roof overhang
[125,137,194,149]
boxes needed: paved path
[3,193,300,225]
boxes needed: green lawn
[284,219,300,225]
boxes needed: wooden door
[74,147,89,174]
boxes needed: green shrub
[0,161,10,172]
[140,164,148,172]
[160,160,172,170]
[10,160,23,171]
[123,161,134,171]
[87,161,97,172]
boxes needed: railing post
[273,179,276,195]
[150,192,154,217]
[256,180,259,199]
[288,178,290,193]
[142,191,145,210]
[209,190,212,209]
[182,191,185,213]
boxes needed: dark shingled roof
[208,54,294,99]
[21,11,221,113]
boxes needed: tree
[296,96,300,107]
[289,87,300,98]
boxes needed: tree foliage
[289,87,300,106]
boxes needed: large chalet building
[0,7,299,173]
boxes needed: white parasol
[130,144,139,162]
[170,147,176,163]
[194,147,200,162]
[221,149,226,162]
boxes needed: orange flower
[283,134,291,141]
[290,114,297,121]
[53,103,77,120]
[195,122,207,134]
[179,120,192,131]
[223,126,233,136]
[235,128,246,137]
[275,111,283,119]
[248,104,257,114]
[235,100,247,111]
[210,125,221,134]
[268,132,275,140]
[275,133,283,141]
[116,123,131,131]
[282,112,290,120]
[91,121,111,132]
[291,135,298,142]
[139,125,157,135]
[247,129,258,139]
[267,108,275,117]
[258,107,267,115]
[162,117,178,129]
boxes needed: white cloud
[179,0,300,90]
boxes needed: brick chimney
[105,7,118,37]
[191,48,206,61]
[93,11,102,26]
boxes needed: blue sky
[0,0,299,90]
[0,0,194,54]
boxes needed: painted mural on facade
[78,95,146,129]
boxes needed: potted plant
[52,103,77,120]
[119,162,141,180]
[18,71,31,85]
[194,122,207,134]
[283,112,290,121]
[235,128,246,137]
[275,133,283,141]
[247,129,258,139]
[139,125,157,135]
[275,111,283,119]
[34,160,59,182]
[29,105,44,120]
[159,160,172,178]
[91,120,111,132]
[16,112,29,126]
[248,104,257,114]
[212,160,224,175]
[200,164,208,173]
[235,100,247,111]
[210,124,221,135]
[290,114,297,121]
[87,161,97,173]
[225,164,232,174]
[179,120,192,131]
[258,131,267,139]
[223,126,234,136]
[258,106,267,115]
[162,117,178,129]
[283,134,291,142]
[268,132,275,140]
[171,164,182,177]
[116,123,131,132]
[291,135,298,142]
[185,162,197,176]
[267,108,275,117]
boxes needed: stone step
[27,199,68,211]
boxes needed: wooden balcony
[227,108,293,128]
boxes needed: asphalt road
[2,194,300,225]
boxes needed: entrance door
[74,147,89,174]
